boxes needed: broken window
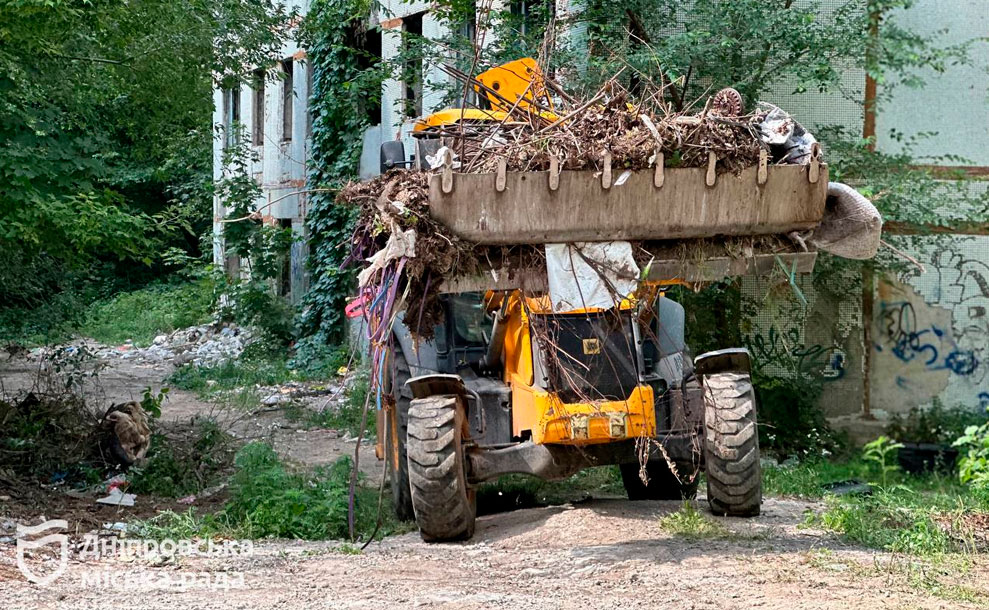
[402,13,424,119]
[281,59,294,142]
[352,26,382,126]
[252,69,265,146]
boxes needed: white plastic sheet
[545,242,640,313]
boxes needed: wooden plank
[440,252,818,294]
[428,165,828,245]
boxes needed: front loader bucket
[427,160,827,245]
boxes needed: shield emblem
[16,519,68,586]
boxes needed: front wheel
[406,394,476,541]
[703,371,762,516]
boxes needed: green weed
[128,418,234,497]
[863,435,905,488]
[222,442,408,540]
[808,488,955,556]
[659,501,731,539]
[305,371,370,436]
[134,443,411,542]
[80,279,215,346]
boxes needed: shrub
[888,402,988,445]
[954,411,989,491]
[80,278,216,346]
[128,417,234,497]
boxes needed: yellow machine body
[413,58,558,133]
[497,291,656,446]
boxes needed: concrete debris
[26,323,255,368]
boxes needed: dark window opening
[402,13,424,119]
[510,0,553,37]
[223,86,241,147]
[351,26,382,125]
[252,69,266,146]
[279,218,293,297]
[281,59,294,141]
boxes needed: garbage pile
[338,69,834,341]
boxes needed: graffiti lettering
[746,326,846,380]
[876,300,980,377]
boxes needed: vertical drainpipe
[860,5,880,420]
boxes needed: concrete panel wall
[876,0,989,165]
[872,236,989,413]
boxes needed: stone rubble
[28,324,254,368]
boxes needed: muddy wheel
[407,395,476,541]
[703,371,761,516]
[620,460,699,501]
[385,349,414,521]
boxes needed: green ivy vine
[299,0,386,342]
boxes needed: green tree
[0,0,294,333]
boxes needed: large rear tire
[407,395,476,541]
[386,349,414,521]
[703,371,762,516]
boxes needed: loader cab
[432,292,488,373]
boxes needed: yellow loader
[375,59,827,541]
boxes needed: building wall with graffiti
[740,235,989,440]
[742,268,864,421]
[872,235,989,414]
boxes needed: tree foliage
[0,0,293,313]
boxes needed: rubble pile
[28,324,255,368]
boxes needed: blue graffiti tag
[878,301,981,377]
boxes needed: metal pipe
[480,296,511,370]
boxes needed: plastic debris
[756,102,818,164]
[96,488,136,506]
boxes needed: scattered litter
[102,522,128,532]
[177,495,196,505]
[262,394,288,406]
[96,488,137,507]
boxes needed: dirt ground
[2,348,988,609]
[3,496,988,610]
[0,347,383,477]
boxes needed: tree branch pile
[337,75,816,341]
